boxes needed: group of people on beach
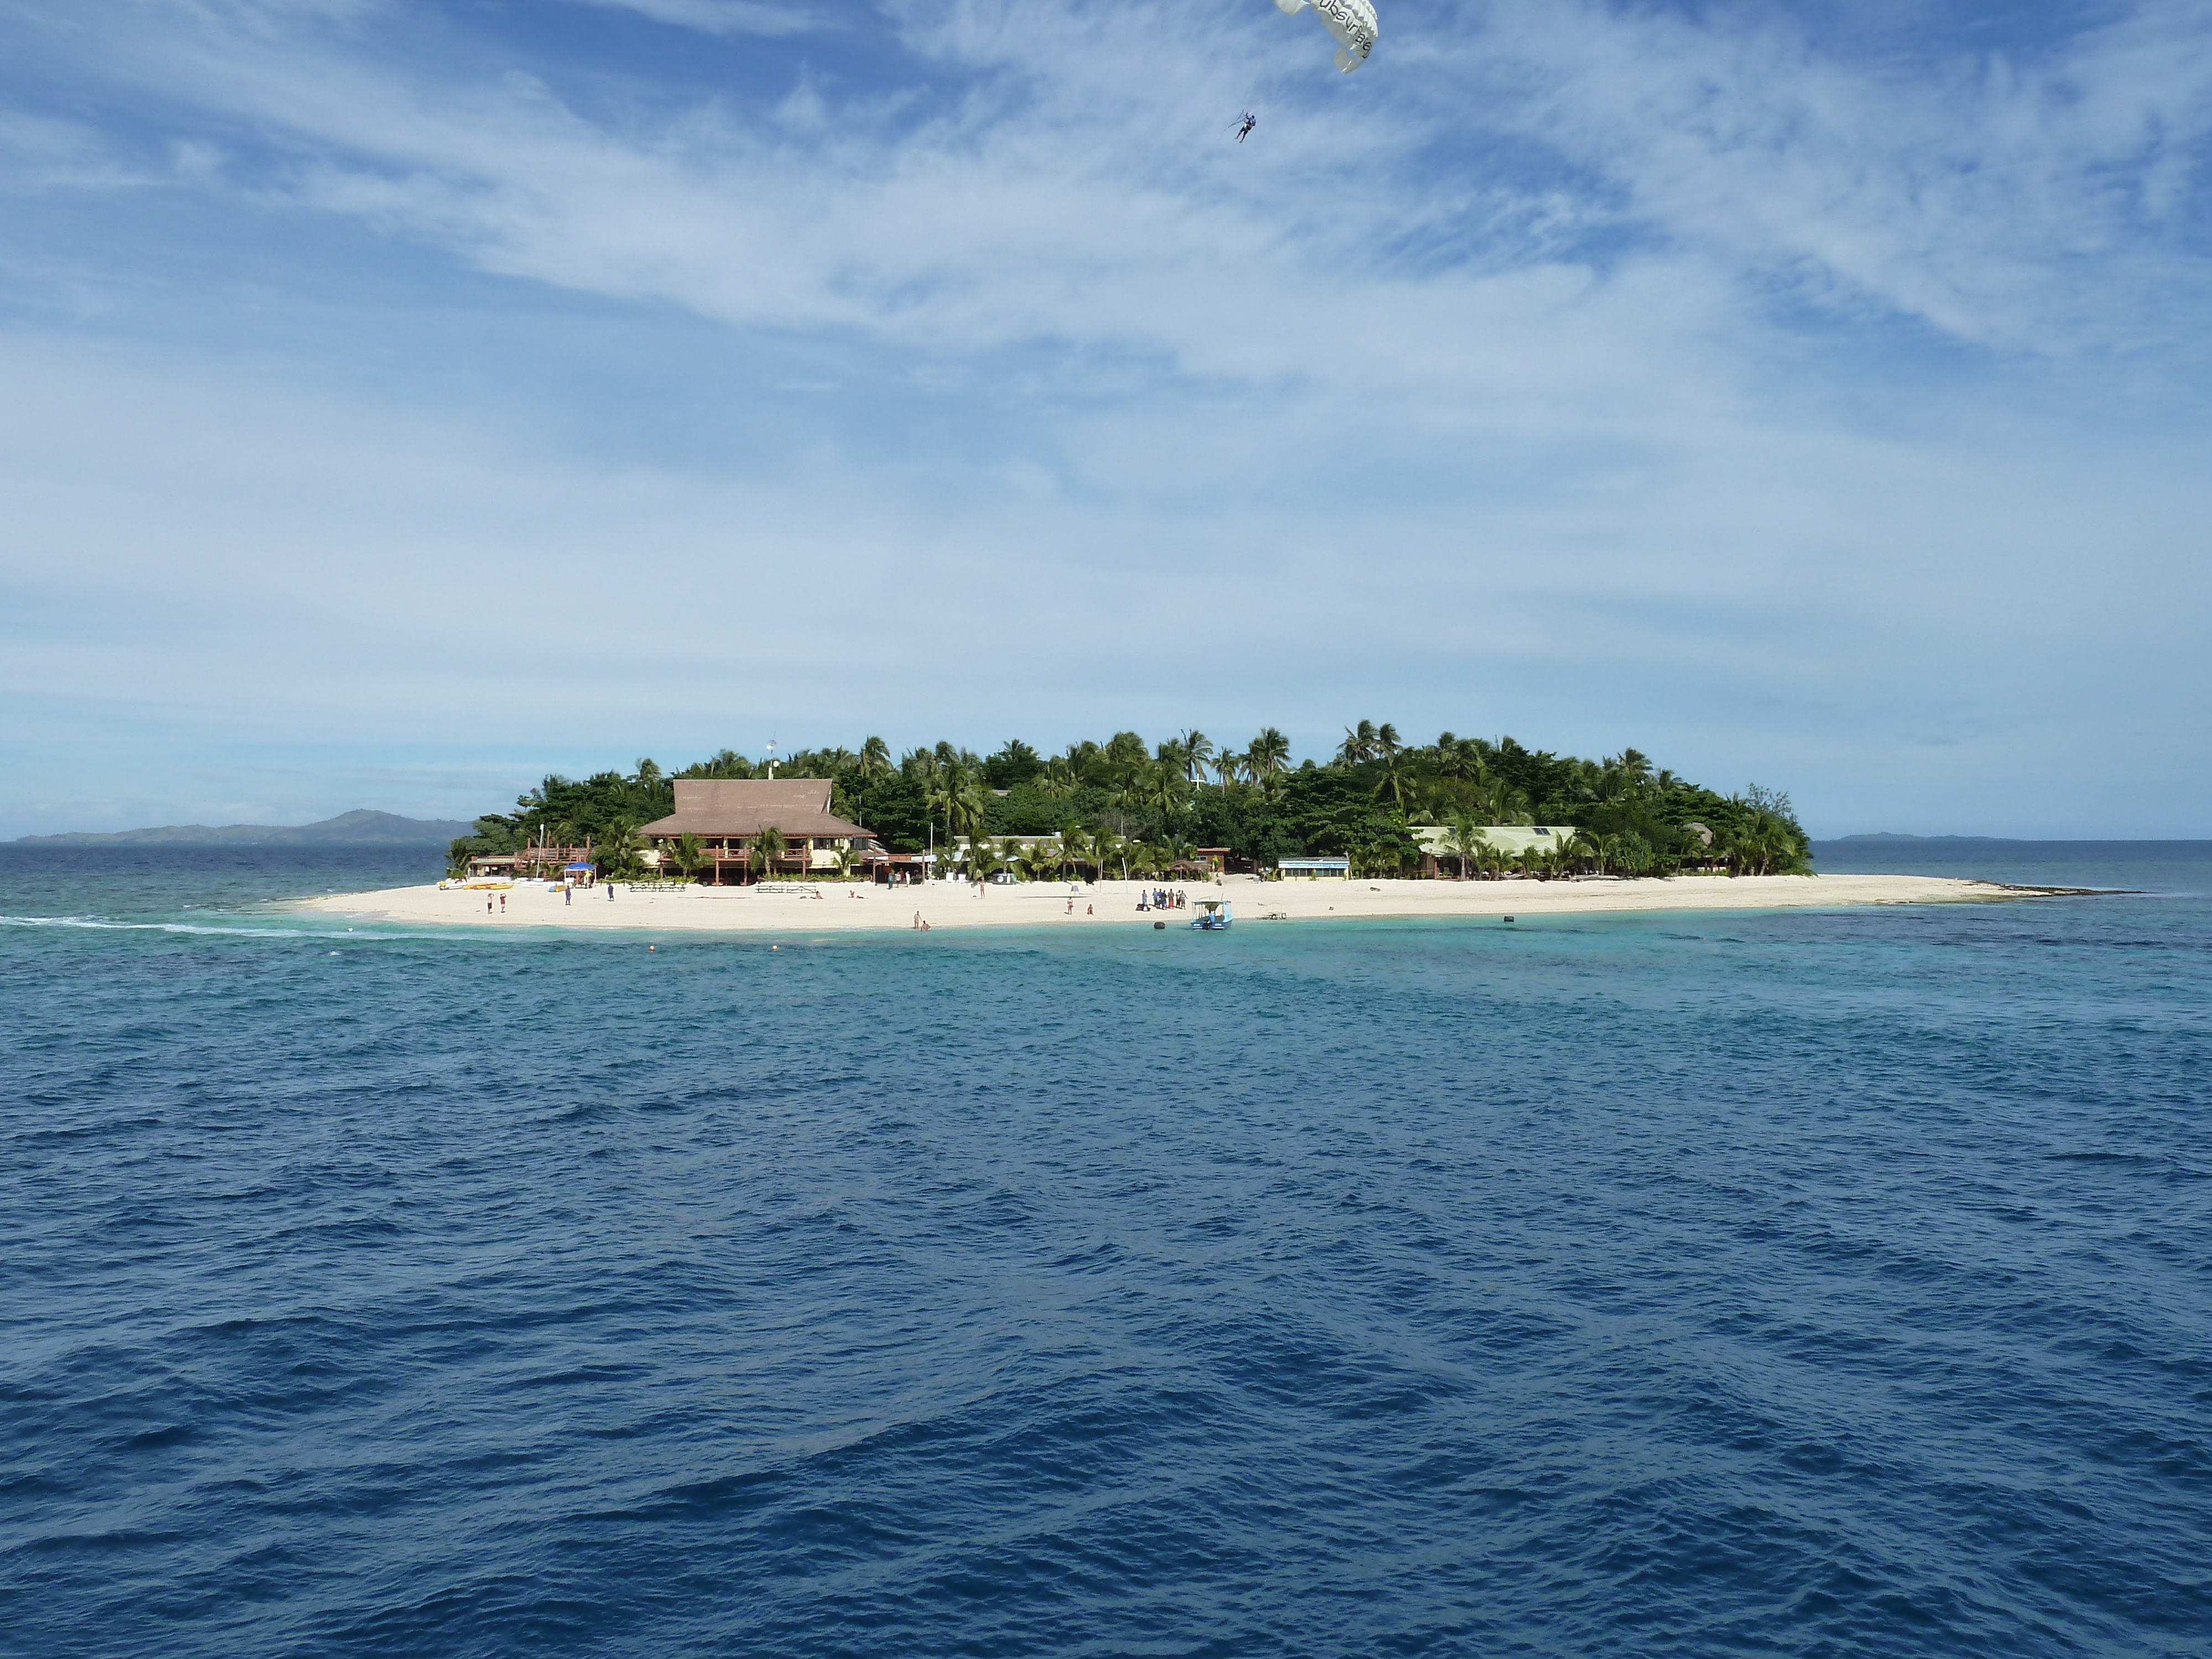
[1138,889,1189,912]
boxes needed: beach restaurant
[639,779,881,885]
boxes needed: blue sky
[2,0,2208,837]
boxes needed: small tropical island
[446,724,1813,882]
[301,724,2042,931]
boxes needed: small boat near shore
[1191,899,1232,931]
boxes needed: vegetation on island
[447,724,1813,882]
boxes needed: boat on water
[1191,899,1232,931]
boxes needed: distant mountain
[14,809,473,847]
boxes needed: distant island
[1827,833,2012,843]
[15,808,473,847]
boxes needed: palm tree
[1105,769,1144,818]
[917,764,951,839]
[859,735,892,781]
[993,739,1042,781]
[1434,736,1485,785]
[1564,830,1599,875]
[1337,720,1380,765]
[1376,722,1403,758]
[672,832,706,882]
[950,778,992,847]
[960,839,999,883]
[1178,730,1214,786]
[1144,758,1189,822]
[1372,751,1417,812]
[1485,779,1535,826]
[1093,830,1128,882]
[1441,818,1488,880]
[1248,727,1291,778]
[753,825,788,882]
[598,821,644,879]
[1038,757,1080,799]
[831,843,860,882]
[1059,825,1095,883]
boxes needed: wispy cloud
[1457,0,2212,348]
[566,0,832,38]
[0,109,149,190]
[14,0,2209,364]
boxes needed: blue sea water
[2,843,2207,1657]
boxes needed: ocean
[3,842,2206,1656]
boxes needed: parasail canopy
[1274,0,1378,74]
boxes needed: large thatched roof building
[640,779,878,883]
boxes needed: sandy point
[295,872,2048,935]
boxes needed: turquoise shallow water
[2,844,2208,1656]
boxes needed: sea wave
[1,914,403,941]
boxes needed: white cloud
[1,1,2209,833]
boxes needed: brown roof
[640,778,873,841]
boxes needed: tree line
[446,724,1813,880]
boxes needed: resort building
[1410,823,1579,875]
[467,840,595,881]
[1278,855,1352,878]
[949,833,1064,860]
[640,779,880,884]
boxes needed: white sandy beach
[297,872,2048,933]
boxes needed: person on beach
[499,893,506,913]
[913,910,921,930]
[565,886,571,906]
[486,897,493,915]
